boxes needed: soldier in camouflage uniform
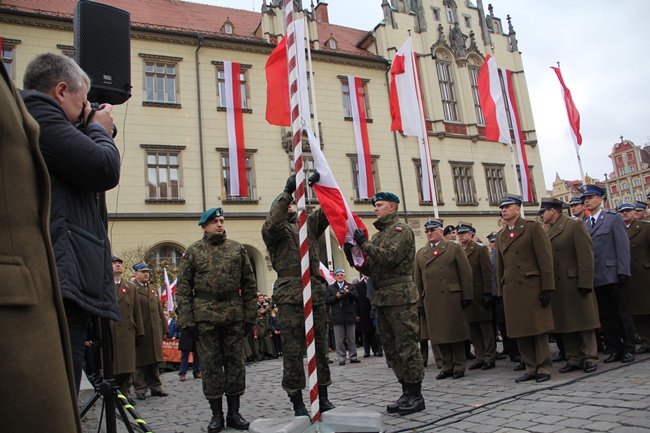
[261,173,335,417]
[346,192,425,415]
[176,207,257,433]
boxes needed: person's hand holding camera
[84,101,115,135]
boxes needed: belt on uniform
[194,291,239,302]
[375,275,412,289]
[277,267,301,278]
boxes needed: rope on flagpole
[283,0,320,422]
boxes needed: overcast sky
[191,0,650,190]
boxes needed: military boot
[397,382,425,415]
[207,398,225,433]
[289,392,310,417]
[318,385,335,413]
[386,381,409,413]
[225,395,250,430]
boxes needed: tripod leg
[114,392,137,433]
[116,390,155,433]
[79,391,102,418]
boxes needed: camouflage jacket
[176,231,257,328]
[357,212,418,307]
[261,191,329,305]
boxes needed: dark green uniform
[261,191,332,395]
[357,212,424,383]
[176,231,257,399]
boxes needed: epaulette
[569,216,580,221]
[604,210,618,215]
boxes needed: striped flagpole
[283,0,320,421]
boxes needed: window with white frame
[469,65,485,125]
[216,63,250,110]
[349,154,380,202]
[218,148,257,203]
[436,55,459,121]
[414,159,444,205]
[143,146,184,203]
[141,54,181,105]
[340,76,372,120]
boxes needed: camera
[76,102,118,138]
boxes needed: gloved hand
[135,336,143,347]
[540,290,552,308]
[482,294,493,308]
[284,174,296,195]
[578,287,593,296]
[353,228,367,246]
[461,299,472,309]
[618,274,630,286]
[308,171,320,187]
[343,242,355,267]
[184,325,199,341]
[243,322,254,337]
[418,306,426,318]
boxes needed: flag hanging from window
[224,61,248,196]
[551,66,582,152]
[389,37,436,202]
[161,268,177,312]
[477,54,510,145]
[347,75,375,199]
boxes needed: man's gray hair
[23,52,90,94]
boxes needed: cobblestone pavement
[81,349,650,433]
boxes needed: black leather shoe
[364,353,370,358]
[621,352,635,363]
[604,353,622,363]
[136,393,146,400]
[513,362,526,371]
[466,352,476,360]
[515,373,537,383]
[339,361,346,366]
[468,362,484,370]
[327,359,333,364]
[436,370,453,380]
[349,358,361,364]
[536,374,551,383]
[559,363,581,373]
[552,352,566,362]
[635,347,650,354]
[481,362,495,370]
[151,390,169,397]
[495,352,507,360]
[583,362,597,373]
[452,370,465,379]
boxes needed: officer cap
[569,196,584,206]
[443,225,456,236]
[371,191,400,206]
[111,255,123,263]
[499,193,523,208]
[456,221,473,234]
[635,201,647,211]
[425,218,444,230]
[334,269,345,275]
[133,262,150,272]
[487,232,497,242]
[617,202,635,212]
[539,197,564,213]
[198,207,224,226]
[581,184,605,197]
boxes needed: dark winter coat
[326,280,359,325]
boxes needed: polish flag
[224,61,248,196]
[161,268,177,312]
[501,69,533,203]
[318,262,336,286]
[389,38,436,202]
[347,75,375,199]
[478,54,510,145]
[551,66,582,152]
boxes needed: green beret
[198,207,224,225]
[371,191,400,206]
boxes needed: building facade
[604,138,650,208]
[1,0,546,293]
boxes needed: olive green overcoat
[135,281,168,366]
[464,240,494,322]
[111,278,145,374]
[626,219,650,315]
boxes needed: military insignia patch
[433,250,439,256]
[151,289,155,294]
[395,227,402,232]
[122,288,126,293]
[509,232,516,239]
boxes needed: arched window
[145,243,185,288]
[434,49,459,121]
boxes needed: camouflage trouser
[377,303,424,383]
[278,303,332,395]
[196,321,246,399]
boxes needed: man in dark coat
[326,269,361,365]
[617,203,650,354]
[1,55,81,433]
[111,255,145,403]
[415,218,472,380]
[540,198,599,374]
[356,276,380,357]
[581,185,635,363]
[133,262,169,400]
[20,52,121,393]
[457,222,496,371]
[496,194,555,383]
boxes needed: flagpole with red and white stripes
[283,0,320,421]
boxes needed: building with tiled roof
[604,138,650,207]
[1,0,547,291]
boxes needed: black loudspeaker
[74,0,132,104]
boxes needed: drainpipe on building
[384,64,409,223]
[196,33,207,212]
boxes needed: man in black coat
[21,53,121,393]
[326,269,361,365]
[355,276,380,357]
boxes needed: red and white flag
[551,66,582,152]
[265,37,290,127]
[478,54,510,145]
[347,75,375,199]
[318,262,336,286]
[161,268,177,312]
[501,69,533,203]
[389,38,436,202]
[224,61,248,196]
